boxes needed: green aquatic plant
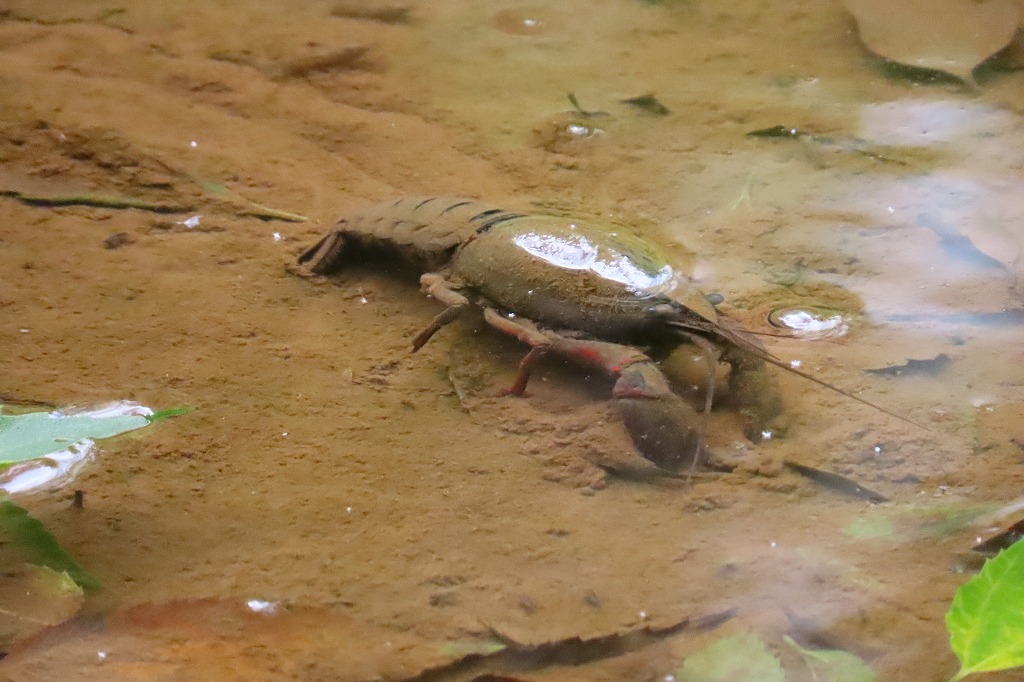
[0,498,98,591]
[947,539,1024,680]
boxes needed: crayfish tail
[297,230,347,274]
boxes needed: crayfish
[299,197,897,472]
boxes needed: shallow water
[2,1,1024,680]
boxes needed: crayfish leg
[412,273,471,351]
[481,307,706,472]
[481,308,552,394]
[506,347,549,396]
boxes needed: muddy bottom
[2,1,1024,680]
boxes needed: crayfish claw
[613,395,706,472]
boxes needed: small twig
[238,204,309,223]
[0,394,56,408]
[274,46,370,79]
[0,189,190,213]
[331,1,412,24]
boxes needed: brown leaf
[3,598,448,681]
[843,0,1021,84]
[0,564,84,652]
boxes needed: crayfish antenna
[749,351,923,428]
[666,320,923,429]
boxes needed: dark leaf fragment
[972,518,1024,556]
[566,93,610,119]
[747,125,805,139]
[331,0,411,23]
[620,94,671,116]
[864,353,951,377]
[785,461,888,503]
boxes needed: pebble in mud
[103,232,134,249]
[428,591,459,607]
[493,7,554,35]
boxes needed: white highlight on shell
[512,232,676,295]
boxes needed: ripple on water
[767,306,850,340]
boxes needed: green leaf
[147,406,194,423]
[947,539,1024,681]
[0,499,99,590]
[0,408,150,465]
[785,635,876,681]
[436,639,506,658]
[676,634,785,682]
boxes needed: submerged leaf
[3,599,731,680]
[947,539,1024,680]
[2,599,447,681]
[785,635,877,681]
[843,0,1020,85]
[676,634,785,682]
[844,514,895,540]
[0,563,84,650]
[0,408,149,465]
[437,640,507,658]
[0,499,99,590]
